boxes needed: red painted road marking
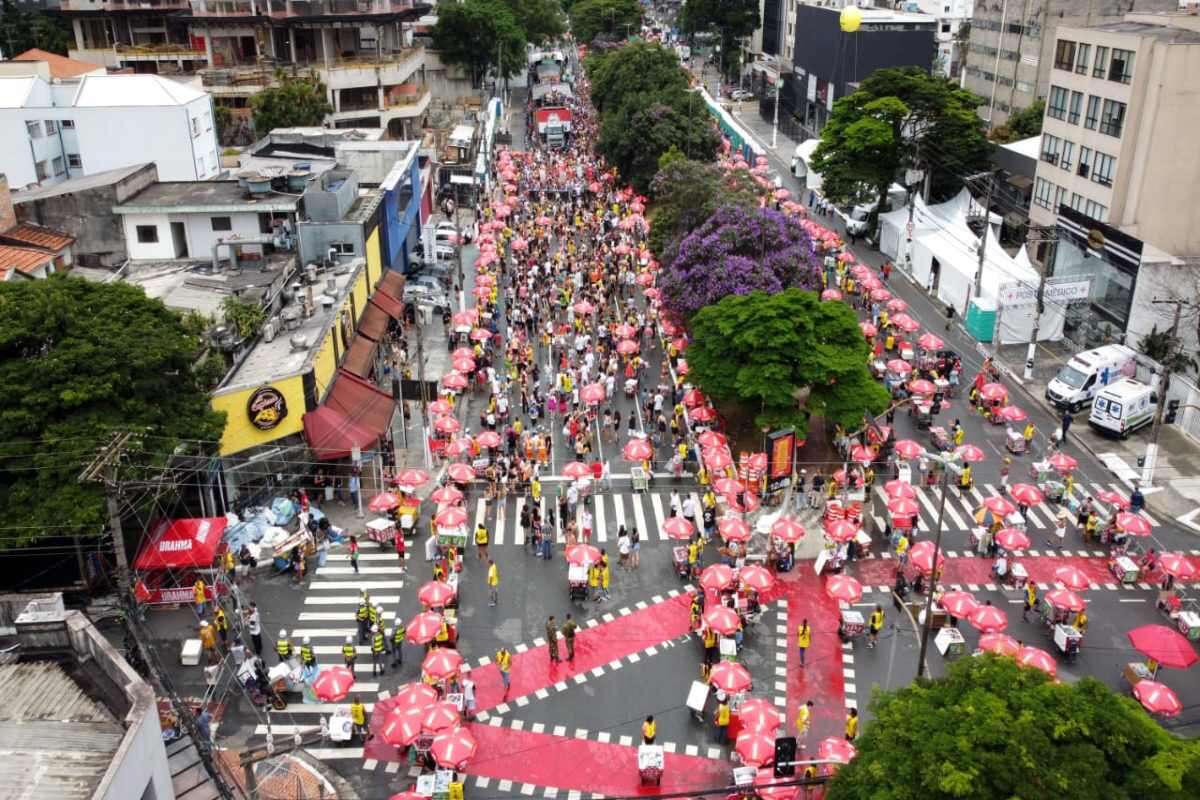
[779,570,846,743]
[854,554,1123,587]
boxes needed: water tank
[289,334,309,352]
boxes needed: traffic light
[773,736,797,777]
[1166,399,1180,425]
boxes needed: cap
[345,635,353,644]
[716,691,727,701]
[200,621,210,627]
[303,636,311,645]
[279,628,288,638]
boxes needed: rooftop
[0,222,75,252]
[12,163,155,203]
[0,243,55,274]
[1000,134,1042,160]
[115,181,301,214]
[71,73,209,106]
[1081,18,1200,42]
[0,661,123,800]
[10,48,105,80]
[123,256,296,318]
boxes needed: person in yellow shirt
[796,699,814,740]
[867,605,885,649]
[642,715,657,744]
[1023,581,1037,622]
[350,695,368,742]
[224,549,236,584]
[198,621,217,662]
[193,578,207,616]
[845,707,859,742]
[531,477,542,503]
[495,646,512,694]
[487,560,500,606]
[796,618,812,667]
[714,694,731,744]
[600,558,611,601]
[475,523,490,561]
[214,607,229,646]
[1072,609,1088,634]
[588,561,601,601]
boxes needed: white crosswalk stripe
[495,495,505,546]
[514,497,526,546]
[595,494,607,543]
[632,492,649,541]
[649,492,667,541]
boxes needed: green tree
[678,0,759,82]
[828,656,1200,800]
[813,67,989,227]
[433,0,528,87]
[568,0,642,44]
[502,0,566,45]
[598,94,719,193]
[0,0,72,56]
[0,278,227,547]
[1138,325,1198,375]
[250,72,333,136]
[687,289,889,437]
[588,41,689,114]
[647,156,762,259]
[990,98,1045,143]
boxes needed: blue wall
[381,156,422,273]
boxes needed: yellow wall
[312,325,338,402]
[366,228,383,293]
[351,260,369,324]
[212,374,307,456]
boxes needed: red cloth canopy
[303,369,396,460]
[133,517,227,571]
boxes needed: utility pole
[1023,227,1057,381]
[79,431,135,598]
[916,454,963,678]
[970,170,996,298]
[1143,298,1190,486]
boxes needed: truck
[535,107,572,149]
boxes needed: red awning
[303,369,395,460]
[342,332,379,379]
[378,270,405,301]
[133,517,227,571]
[371,291,403,320]
[358,301,389,339]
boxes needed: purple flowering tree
[659,204,823,319]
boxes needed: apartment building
[60,0,433,137]
[962,0,1175,128]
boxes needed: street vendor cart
[366,517,396,546]
[328,706,355,745]
[1053,624,1083,659]
[568,564,588,603]
[638,745,665,785]
[1109,554,1140,586]
[838,609,865,643]
[1005,428,1026,455]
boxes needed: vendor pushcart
[638,744,664,785]
[132,517,229,607]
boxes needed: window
[1075,43,1091,74]
[1068,91,1083,124]
[1060,141,1075,171]
[1084,200,1108,222]
[1053,185,1068,212]
[1070,193,1084,211]
[1016,80,1035,94]
[1084,95,1100,129]
[44,120,57,135]
[1092,46,1109,77]
[1041,133,1062,165]
[1054,39,1077,70]
[204,111,212,132]
[26,120,42,139]
[1078,146,1092,178]
[51,156,64,176]
[1099,99,1126,137]
[1034,177,1054,209]
[67,153,81,169]
[35,160,49,180]
[1109,48,1135,83]
[211,216,233,232]
[136,225,159,243]
[1047,85,1069,120]
[1093,152,1116,187]
[330,242,356,255]
[61,119,75,129]
[191,117,200,137]
[941,23,951,33]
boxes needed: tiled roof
[11,48,103,80]
[0,223,74,253]
[0,244,55,273]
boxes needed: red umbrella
[908,379,936,395]
[614,323,638,339]
[565,543,602,566]
[581,383,606,404]
[826,575,863,603]
[713,476,742,495]
[443,438,471,458]
[368,492,399,512]
[979,383,1008,402]
[886,358,913,374]
[573,300,595,316]
[1116,512,1153,536]
[1160,553,1198,581]
[885,479,916,499]
[887,298,908,313]
[894,439,925,460]
[996,405,1028,423]
[406,611,445,644]
[392,682,439,711]
[430,485,463,505]
[447,463,476,483]
[850,445,876,465]
[955,444,986,463]
[434,415,462,435]
[452,356,476,373]
[981,495,1016,517]
[978,633,1020,657]
[1048,452,1078,472]
[859,321,878,338]
[394,468,430,488]
[616,339,640,355]
[391,793,427,800]
[422,648,464,680]
[469,328,491,342]
[380,706,425,747]
[917,332,944,350]
[718,517,751,542]
[891,313,920,333]
[451,310,478,327]
[1016,646,1058,677]
[435,506,468,528]
[739,565,775,592]
[691,406,718,422]
[475,431,502,448]
[887,497,920,516]
[472,285,493,298]
[753,769,799,800]
[683,388,707,407]
[739,698,784,732]
[994,527,1031,551]
[1133,680,1183,716]
[709,661,753,693]
[431,727,478,769]
[940,591,978,618]
[824,519,860,543]
[1128,625,1199,669]
[698,431,727,448]
[562,461,591,479]
[817,737,857,764]
[699,563,735,592]
[1009,483,1044,506]
[705,449,733,469]
[968,604,1008,632]
[663,516,695,540]
[703,606,741,636]
[1054,565,1091,590]
[821,288,844,301]
[418,581,457,608]
[1044,588,1087,613]
[622,438,654,462]
[770,516,806,543]
[909,540,944,575]
[421,701,462,733]
[735,730,776,767]
[1095,489,1129,509]
[312,666,355,702]
[429,398,454,415]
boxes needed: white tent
[988,232,1067,345]
[791,139,822,193]
[880,194,940,260]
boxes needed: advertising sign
[766,428,796,492]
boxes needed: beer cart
[1053,623,1083,659]
[1109,554,1140,586]
[838,609,865,643]
[1005,428,1026,455]
[638,745,664,785]
[328,706,355,744]
[929,425,952,452]
[366,518,396,546]
[568,564,588,603]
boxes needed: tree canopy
[433,0,528,87]
[568,0,642,44]
[0,0,71,56]
[647,156,763,259]
[250,72,333,136]
[813,67,989,224]
[686,288,889,437]
[588,41,690,114]
[501,0,566,45]
[678,0,759,81]
[0,278,227,547]
[828,656,1200,800]
[990,98,1045,143]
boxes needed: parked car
[436,220,473,245]
[402,283,450,314]
[730,89,754,102]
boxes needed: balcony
[333,85,429,122]
[60,0,190,9]
[115,42,208,59]
[188,0,418,18]
[200,48,422,94]
[200,66,275,94]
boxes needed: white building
[0,73,220,190]
[899,0,974,77]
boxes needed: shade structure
[442,372,469,390]
[850,445,876,465]
[1044,588,1087,613]
[1054,564,1091,590]
[418,581,457,608]
[699,563,735,592]
[622,438,654,462]
[994,528,1031,552]
[713,477,743,495]
[475,431,502,448]
[133,517,228,571]
[908,540,944,575]
[1127,625,1199,669]
[392,682,439,711]
[429,398,454,415]
[908,379,936,395]
[917,332,944,350]
[955,444,986,462]
[1116,512,1153,536]
[709,661,753,693]
[891,314,919,333]
[469,328,491,342]
[565,543,602,566]
[1008,483,1044,506]
[703,605,741,636]
[824,519,859,543]
[1159,553,1198,581]
[663,516,696,540]
[885,358,913,374]
[821,288,843,301]
[311,666,355,702]
[380,706,425,747]
[573,300,595,315]
[886,298,908,313]
[894,439,925,459]
[859,321,877,337]
[1133,680,1183,716]
[885,479,917,500]
[393,468,430,488]
[817,737,857,764]
[979,382,1008,402]
[770,516,806,543]
[447,463,476,483]
[981,495,1017,517]
[443,438,472,458]
[451,356,476,373]
[939,591,979,618]
[1095,489,1129,508]
[435,506,468,528]
[1016,646,1058,677]
[691,406,718,422]
[826,575,863,603]
[368,492,399,512]
[581,383,606,404]
[562,461,591,479]
[735,730,775,767]
[421,701,462,733]
[430,485,464,505]
[718,517,752,542]
[978,633,1020,657]
[434,415,461,435]
[969,604,1008,632]
[739,698,784,732]
[996,405,1028,423]
[1048,452,1078,472]
[406,611,445,644]
[697,431,727,449]
[431,726,478,770]
[614,323,638,339]
[683,388,707,407]
[616,339,640,355]
[739,565,775,592]
[887,497,920,516]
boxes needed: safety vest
[643,720,656,740]
[869,612,884,631]
[368,606,380,626]
[476,527,489,545]
[300,644,315,665]
[716,704,730,726]
[496,650,511,672]
[393,625,406,647]
[372,633,385,654]
[276,638,292,657]
[214,609,228,632]
[350,702,366,725]
[342,643,356,661]
[356,604,369,622]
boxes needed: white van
[1088,378,1157,438]
[1045,344,1137,411]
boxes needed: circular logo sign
[247,386,288,431]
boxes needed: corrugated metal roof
[1,223,74,253]
[0,662,124,800]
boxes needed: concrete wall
[122,210,265,260]
[298,220,365,266]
